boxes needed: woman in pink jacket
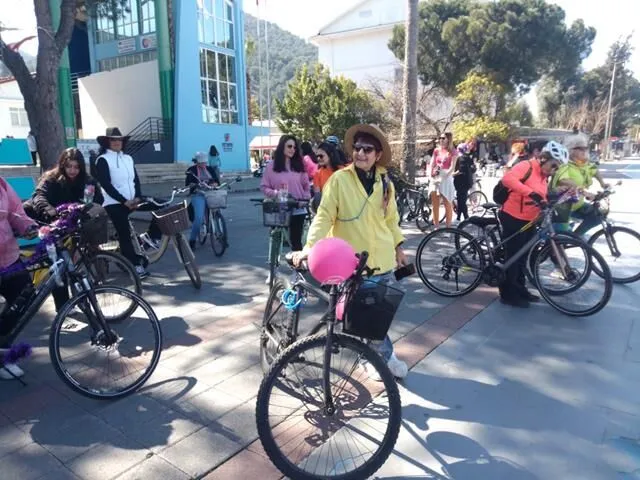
[0,177,38,379]
[260,135,311,252]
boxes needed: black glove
[529,192,545,206]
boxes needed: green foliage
[389,0,595,94]
[244,14,318,118]
[454,117,510,142]
[275,64,384,141]
[538,38,640,139]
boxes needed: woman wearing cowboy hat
[94,127,160,278]
[292,124,409,380]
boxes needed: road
[0,161,639,479]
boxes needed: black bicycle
[416,192,613,316]
[256,251,402,479]
[0,204,162,399]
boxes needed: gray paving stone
[65,437,149,480]
[175,386,246,426]
[96,393,173,433]
[0,442,64,480]
[0,423,33,460]
[212,400,258,448]
[186,346,259,387]
[114,455,191,480]
[214,366,262,403]
[126,409,204,453]
[158,425,242,478]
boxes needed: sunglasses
[285,144,296,149]
[316,153,326,159]
[353,144,376,154]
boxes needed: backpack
[492,161,533,205]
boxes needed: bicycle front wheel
[588,226,640,284]
[416,227,485,296]
[175,234,202,289]
[256,333,401,480]
[533,237,612,317]
[198,208,210,245]
[260,277,297,373]
[211,210,228,257]
[467,190,488,217]
[49,286,162,399]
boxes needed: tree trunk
[400,0,418,183]
[0,0,76,170]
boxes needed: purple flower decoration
[3,342,32,364]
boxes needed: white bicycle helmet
[542,141,569,164]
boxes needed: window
[94,0,156,44]
[9,107,29,127]
[97,50,157,72]
[198,0,234,50]
[199,47,238,124]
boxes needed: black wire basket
[262,200,292,227]
[341,279,405,341]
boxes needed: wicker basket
[262,200,292,227]
[204,190,228,209]
[152,200,190,235]
[341,279,404,341]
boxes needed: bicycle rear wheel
[210,210,228,257]
[175,234,202,289]
[49,286,162,399]
[415,198,433,232]
[588,226,640,284]
[467,190,489,217]
[256,333,401,480]
[416,227,485,296]
[533,237,612,317]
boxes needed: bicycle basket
[341,279,404,341]
[152,200,190,235]
[204,190,228,209]
[262,200,292,227]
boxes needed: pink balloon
[308,237,358,285]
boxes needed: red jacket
[501,160,548,221]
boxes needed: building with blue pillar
[76,0,251,171]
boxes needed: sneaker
[0,363,24,380]
[500,296,530,308]
[366,353,408,381]
[519,289,540,302]
[135,266,150,279]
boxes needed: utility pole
[603,58,617,161]
[400,0,419,182]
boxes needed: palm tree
[400,0,419,182]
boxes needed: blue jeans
[553,202,600,238]
[362,272,398,362]
[189,193,206,242]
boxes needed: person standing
[186,152,220,250]
[208,145,222,178]
[300,141,319,181]
[429,132,457,228]
[453,139,477,221]
[26,131,37,166]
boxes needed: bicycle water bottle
[46,243,64,287]
[83,184,95,204]
[279,184,288,203]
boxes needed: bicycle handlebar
[138,187,190,208]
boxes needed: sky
[1,0,638,105]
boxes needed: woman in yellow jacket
[293,124,409,379]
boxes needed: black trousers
[289,214,306,251]
[105,204,162,267]
[498,210,536,299]
[455,183,470,220]
[0,267,32,339]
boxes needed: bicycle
[416,191,613,316]
[250,197,310,289]
[188,175,242,257]
[255,251,402,479]
[434,177,488,223]
[104,187,202,289]
[0,204,162,398]
[579,182,640,284]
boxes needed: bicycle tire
[175,234,202,289]
[524,232,584,289]
[533,238,612,317]
[416,227,485,297]
[415,198,433,232]
[211,210,228,257]
[588,226,640,284]
[268,228,283,290]
[49,286,162,399]
[77,251,142,321]
[260,277,297,373]
[256,333,401,480]
[468,190,489,217]
[198,208,210,245]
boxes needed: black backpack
[492,161,533,205]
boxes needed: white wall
[316,27,400,86]
[319,0,405,36]
[0,80,30,139]
[78,60,161,138]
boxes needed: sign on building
[117,38,136,54]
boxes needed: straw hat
[344,124,392,167]
[97,127,130,148]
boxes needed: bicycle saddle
[480,202,500,210]
[466,216,499,227]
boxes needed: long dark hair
[42,148,88,185]
[300,141,317,164]
[316,142,341,171]
[209,145,219,156]
[273,135,304,173]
